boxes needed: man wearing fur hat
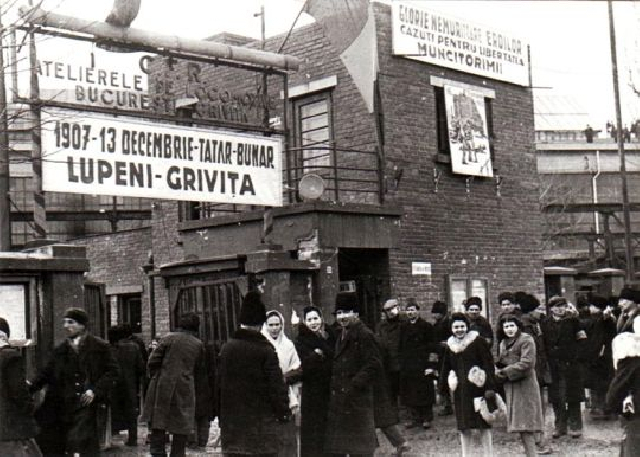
[30,307,119,456]
[142,313,207,457]
[464,297,494,347]
[219,290,290,456]
[617,286,639,333]
[375,298,403,406]
[325,292,381,457]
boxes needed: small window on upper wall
[293,91,334,177]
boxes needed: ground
[104,405,624,456]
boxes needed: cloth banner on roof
[444,85,493,177]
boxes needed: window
[447,274,490,319]
[293,92,333,176]
[117,293,142,333]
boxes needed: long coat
[324,321,381,455]
[583,315,616,392]
[439,331,496,431]
[398,318,437,407]
[496,332,544,433]
[141,331,206,435]
[295,324,335,457]
[541,315,586,404]
[219,328,290,455]
[110,339,144,432]
[31,334,119,455]
[0,346,39,442]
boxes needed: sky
[5,0,640,131]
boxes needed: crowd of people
[3,286,640,456]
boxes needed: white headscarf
[262,310,301,409]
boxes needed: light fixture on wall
[433,167,441,193]
[495,174,503,197]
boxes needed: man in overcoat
[325,292,381,457]
[398,301,438,429]
[142,313,207,457]
[30,308,119,456]
[432,300,453,416]
[218,290,290,457]
[542,296,587,439]
[375,298,402,405]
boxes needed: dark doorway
[338,248,390,330]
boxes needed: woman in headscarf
[439,312,496,457]
[262,310,302,457]
[294,306,335,457]
[496,314,544,457]
[0,317,42,457]
[606,314,640,456]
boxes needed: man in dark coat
[0,317,42,456]
[219,291,290,457]
[108,324,145,446]
[464,297,493,347]
[583,294,616,420]
[542,296,587,439]
[375,298,403,406]
[431,300,453,416]
[325,292,381,457]
[30,308,119,456]
[142,313,207,457]
[617,287,639,333]
[399,301,438,429]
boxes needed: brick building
[62,0,543,344]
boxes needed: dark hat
[513,291,528,306]
[431,300,447,314]
[498,313,523,329]
[179,313,200,332]
[547,296,567,308]
[239,291,267,326]
[619,287,637,302]
[64,308,89,326]
[303,305,322,319]
[450,312,470,328]
[335,292,359,313]
[0,317,9,337]
[498,291,515,304]
[406,298,420,310]
[108,325,123,344]
[519,293,539,314]
[465,296,482,310]
[590,294,609,310]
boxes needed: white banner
[444,85,493,177]
[41,110,283,206]
[14,32,151,110]
[392,2,529,86]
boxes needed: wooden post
[28,1,47,240]
[0,9,11,250]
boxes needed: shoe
[405,421,417,429]
[438,407,453,416]
[536,445,553,455]
[552,430,566,439]
[570,430,582,439]
[396,443,411,456]
[423,421,432,429]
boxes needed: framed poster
[0,284,27,340]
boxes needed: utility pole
[608,0,634,282]
[254,5,269,128]
[0,9,11,250]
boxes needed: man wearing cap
[30,307,119,456]
[375,298,403,406]
[541,296,587,439]
[142,313,207,457]
[325,292,381,457]
[464,297,494,347]
[219,290,290,457]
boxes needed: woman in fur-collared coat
[439,313,496,457]
[496,315,544,457]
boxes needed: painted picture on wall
[444,85,493,177]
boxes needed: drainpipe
[592,150,601,234]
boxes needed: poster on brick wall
[444,84,493,177]
[40,109,283,206]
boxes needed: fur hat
[179,313,200,332]
[519,293,539,314]
[590,294,609,311]
[64,308,89,326]
[384,299,399,311]
[619,287,637,302]
[406,298,419,310]
[0,317,9,338]
[498,291,515,304]
[432,300,447,314]
[335,292,359,314]
[239,291,267,326]
[547,296,568,308]
[465,297,482,311]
